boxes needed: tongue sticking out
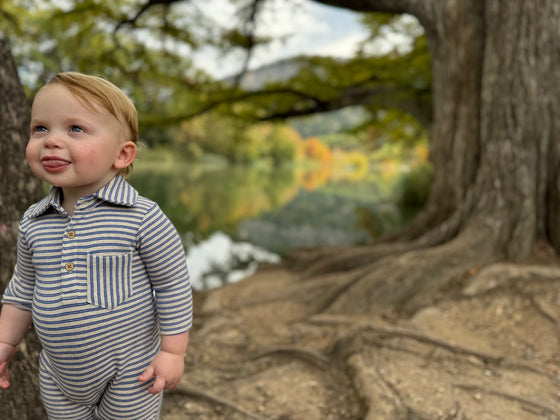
[42,158,70,171]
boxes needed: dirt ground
[160,251,560,419]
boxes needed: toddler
[0,72,193,419]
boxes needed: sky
[252,1,368,62]
[193,0,370,78]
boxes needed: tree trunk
[417,0,560,260]
[474,0,560,260]
[0,38,46,419]
[303,0,560,313]
[312,0,560,259]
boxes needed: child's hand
[0,343,17,389]
[138,351,185,394]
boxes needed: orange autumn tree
[303,136,332,164]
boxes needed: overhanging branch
[253,85,431,126]
[311,0,435,34]
[311,0,410,14]
[141,87,328,126]
[141,84,431,128]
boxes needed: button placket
[63,227,76,273]
[61,218,80,299]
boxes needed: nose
[43,131,63,148]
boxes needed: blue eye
[35,126,47,132]
[70,126,85,133]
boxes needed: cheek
[25,141,38,162]
[72,145,97,161]
[25,141,43,176]
[85,149,100,164]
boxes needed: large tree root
[185,230,560,419]
[308,315,558,379]
[346,352,409,420]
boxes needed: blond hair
[46,72,138,175]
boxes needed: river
[129,160,415,290]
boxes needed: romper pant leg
[39,355,162,420]
[94,371,162,420]
[39,360,96,420]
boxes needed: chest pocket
[86,252,133,310]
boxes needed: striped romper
[3,175,193,419]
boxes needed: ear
[114,141,137,170]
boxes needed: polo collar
[28,175,138,219]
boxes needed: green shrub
[399,162,433,207]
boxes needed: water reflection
[130,165,299,239]
[129,161,412,289]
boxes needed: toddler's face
[26,84,131,198]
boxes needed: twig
[231,0,262,88]
[115,0,178,31]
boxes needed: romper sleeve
[2,223,36,311]
[137,203,193,335]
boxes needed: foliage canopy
[0,0,431,152]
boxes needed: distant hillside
[228,58,368,137]
[237,59,303,90]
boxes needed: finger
[0,363,9,389]
[148,375,166,395]
[138,365,155,383]
[165,379,179,390]
[0,362,9,383]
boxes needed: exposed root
[252,346,329,370]
[531,296,560,329]
[180,227,560,419]
[332,321,560,418]
[308,267,373,314]
[452,383,560,417]
[308,315,556,379]
[288,241,418,277]
[346,352,409,420]
[169,385,265,420]
[331,323,503,363]
[462,263,560,297]
[322,231,497,315]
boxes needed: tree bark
[292,0,560,315]
[0,38,46,419]
[312,0,560,260]
[475,0,560,260]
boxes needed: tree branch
[258,85,431,126]
[140,87,327,126]
[311,0,410,14]
[310,0,435,35]
[231,0,263,88]
[115,0,183,31]
[141,82,430,128]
